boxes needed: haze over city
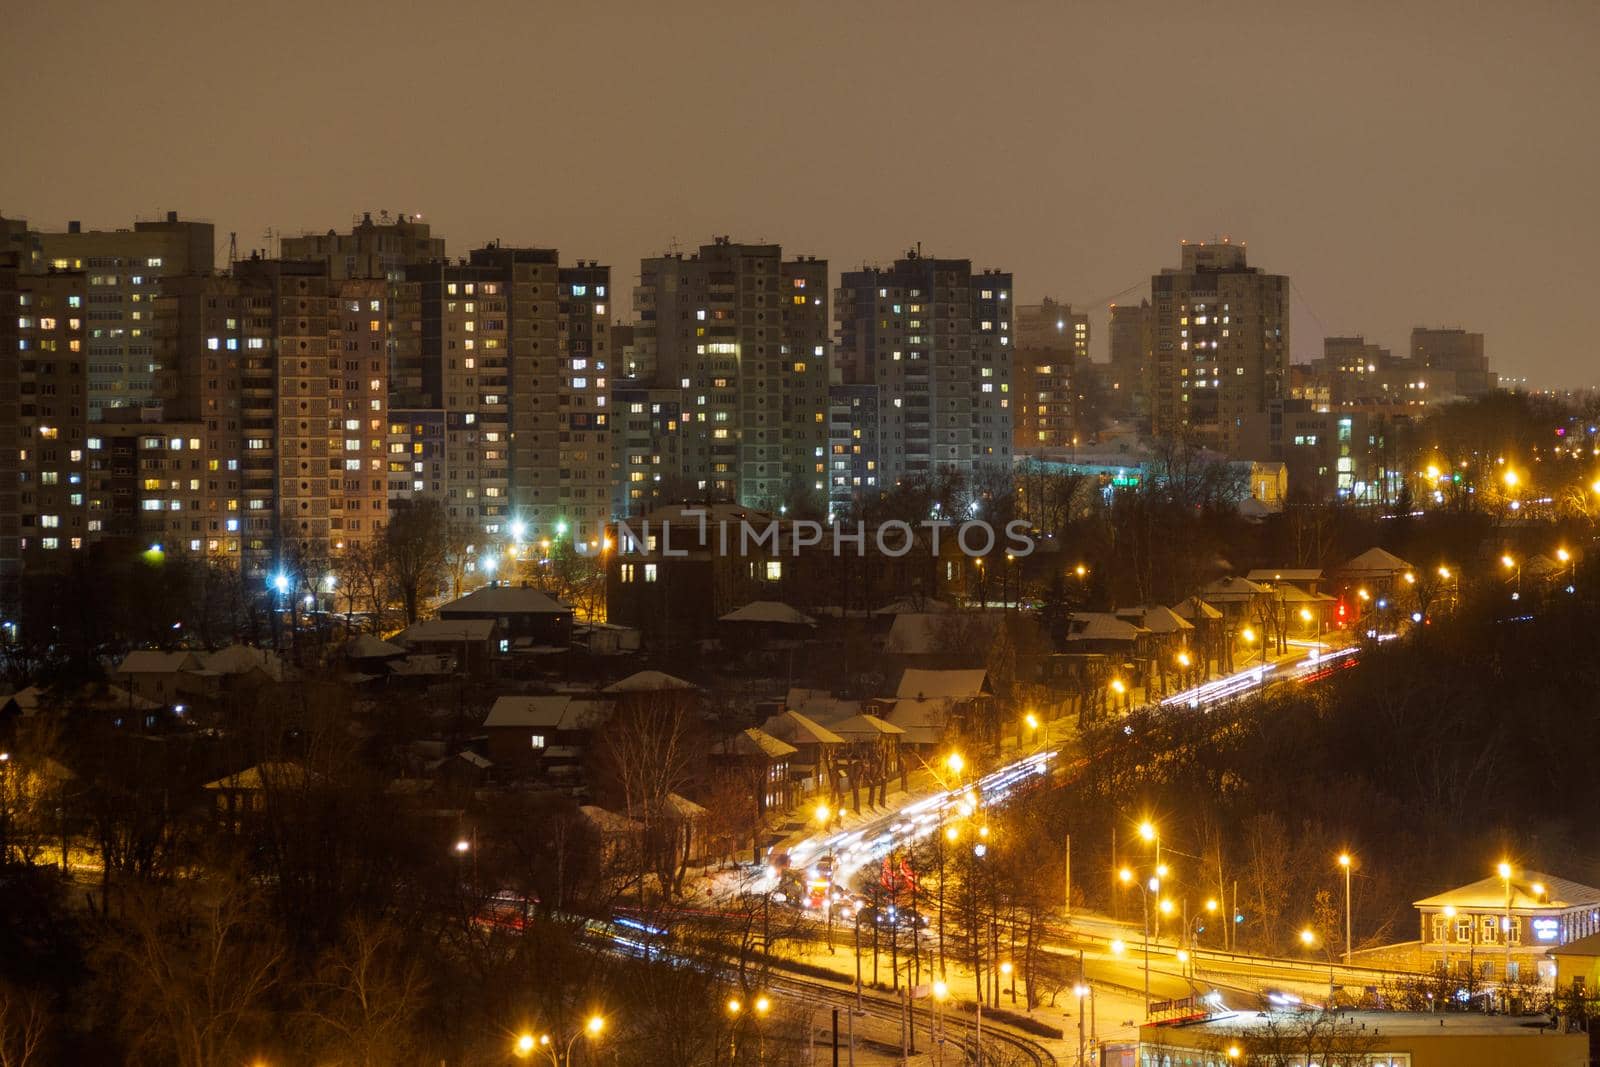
[7,3,1600,1066]
[5,0,1599,386]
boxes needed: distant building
[835,249,1013,487]
[632,238,830,510]
[1107,299,1152,421]
[1412,326,1496,399]
[279,211,445,280]
[1013,298,1085,450]
[1149,241,1289,455]
[826,383,880,515]
[1237,401,1404,503]
[33,212,215,420]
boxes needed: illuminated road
[773,644,1362,897]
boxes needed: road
[772,642,1360,898]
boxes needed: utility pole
[1064,832,1072,920]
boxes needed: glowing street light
[1299,928,1317,948]
[1338,852,1353,962]
[514,1033,537,1058]
[945,752,965,777]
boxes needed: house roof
[580,805,642,834]
[1171,598,1224,621]
[896,668,989,701]
[1414,871,1600,911]
[602,670,697,693]
[344,634,408,660]
[386,654,457,676]
[202,762,311,792]
[398,618,496,644]
[1067,612,1148,642]
[115,650,203,675]
[1341,546,1416,575]
[439,584,573,616]
[883,699,949,746]
[483,695,608,732]
[1129,605,1194,634]
[1548,931,1600,958]
[198,644,284,680]
[827,713,905,740]
[784,688,860,724]
[1245,568,1324,583]
[1200,576,1271,600]
[714,727,798,760]
[871,597,955,616]
[720,600,815,626]
[884,612,1000,656]
[760,709,844,746]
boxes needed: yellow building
[1548,931,1600,996]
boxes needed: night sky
[5,0,1597,386]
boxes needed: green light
[555,520,568,537]
[142,543,165,563]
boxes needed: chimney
[68,220,81,234]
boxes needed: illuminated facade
[835,250,1013,488]
[1149,241,1289,454]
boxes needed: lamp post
[1073,983,1090,1067]
[1499,862,1514,999]
[1118,867,1158,1017]
[1338,852,1353,964]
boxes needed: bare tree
[594,692,703,899]
[383,499,450,624]
[300,920,429,1067]
[0,983,48,1067]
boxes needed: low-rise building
[1415,869,1600,984]
[1139,1009,1584,1067]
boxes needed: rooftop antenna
[228,231,238,268]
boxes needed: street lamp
[1338,853,1353,963]
[1299,928,1318,956]
[1000,960,1015,1002]
[1499,862,1515,995]
[1118,867,1157,1016]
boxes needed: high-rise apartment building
[633,239,829,509]
[0,253,22,589]
[611,384,685,517]
[391,247,608,536]
[1108,299,1152,421]
[826,383,881,514]
[14,270,93,560]
[835,251,1013,487]
[151,258,390,573]
[1013,299,1086,450]
[279,212,444,281]
[35,212,215,421]
[1149,241,1288,454]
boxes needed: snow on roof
[1415,871,1600,911]
[1340,546,1416,575]
[115,650,203,675]
[871,597,955,616]
[198,644,284,680]
[580,805,642,834]
[1119,606,1193,634]
[602,670,697,693]
[759,710,844,746]
[883,700,948,746]
[1245,568,1324,583]
[1067,613,1148,642]
[895,668,989,701]
[386,654,457,677]
[1171,598,1224,621]
[456,751,494,770]
[827,713,905,740]
[884,612,1000,656]
[399,618,496,644]
[719,600,816,626]
[714,727,798,760]
[439,583,573,616]
[203,762,312,792]
[1200,576,1271,600]
[483,695,608,731]
[784,688,861,724]
[344,634,407,660]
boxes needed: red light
[1336,601,1347,620]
